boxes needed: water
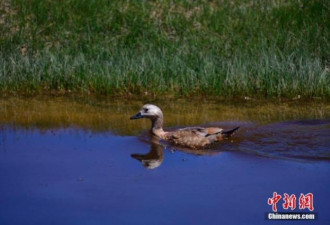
[0,97,330,225]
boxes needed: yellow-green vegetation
[0,0,329,98]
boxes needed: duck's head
[130,104,163,120]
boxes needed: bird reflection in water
[131,135,224,169]
[131,136,164,169]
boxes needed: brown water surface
[1,96,329,133]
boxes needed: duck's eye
[144,108,149,112]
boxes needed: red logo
[299,193,314,211]
[268,192,282,212]
[283,193,296,210]
[268,192,314,212]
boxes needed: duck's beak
[130,111,143,120]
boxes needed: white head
[130,104,163,120]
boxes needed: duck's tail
[205,126,240,142]
[221,126,240,138]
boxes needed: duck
[130,104,239,149]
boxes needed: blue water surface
[0,126,330,225]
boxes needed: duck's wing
[164,126,239,149]
[177,127,223,137]
[165,130,209,148]
[177,127,208,136]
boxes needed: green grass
[0,0,329,98]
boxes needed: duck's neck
[151,116,166,138]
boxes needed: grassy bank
[0,0,329,98]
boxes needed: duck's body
[130,104,239,149]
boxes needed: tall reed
[0,0,329,98]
